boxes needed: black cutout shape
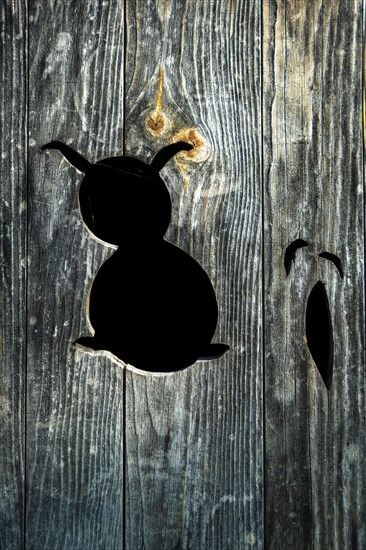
[319,252,344,279]
[284,239,309,276]
[42,141,229,372]
[306,281,333,389]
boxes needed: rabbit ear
[42,141,91,173]
[150,142,193,174]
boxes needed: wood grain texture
[26,1,125,547]
[0,1,27,547]
[263,1,365,548]
[124,1,263,548]
[26,352,124,549]
[3,1,364,547]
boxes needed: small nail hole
[305,281,333,390]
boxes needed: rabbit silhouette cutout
[42,140,229,372]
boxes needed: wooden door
[1,1,364,548]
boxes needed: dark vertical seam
[24,0,29,547]
[260,0,266,548]
[123,0,127,157]
[362,7,366,514]
[282,3,290,541]
[362,4,365,327]
[123,364,127,550]
[122,3,127,549]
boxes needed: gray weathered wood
[124,1,263,548]
[26,1,125,547]
[2,1,365,548]
[263,1,365,548]
[0,1,27,547]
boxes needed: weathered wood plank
[263,1,365,548]
[26,1,125,547]
[0,1,27,547]
[26,353,124,549]
[124,1,263,548]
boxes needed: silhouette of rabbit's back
[78,240,219,371]
[42,140,229,372]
